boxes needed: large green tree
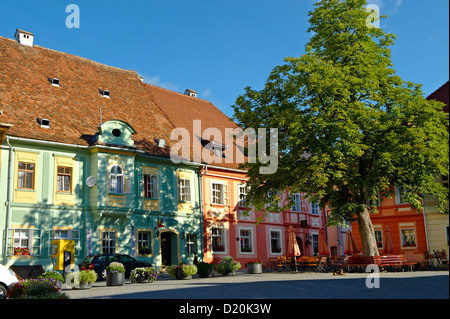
[232,0,448,256]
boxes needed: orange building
[350,186,428,263]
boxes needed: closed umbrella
[287,226,301,272]
[318,229,329,256]
[382,226,394,255]
[344,229,360,255]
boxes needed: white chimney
[184,89,197,97]
[14,29,34,47]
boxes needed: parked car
[0,264,19,299]
[79,254,152,280]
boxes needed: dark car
[79,254,152,280]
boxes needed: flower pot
[106,272,125,286]
[198,267,215,278]
[77,282,92,289]
[175,267,192,280]
[247,263,262,274]
[136,276,148,283]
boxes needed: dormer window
[100,89,110,98]
[184,89,197,97]
[51,78,60,87]
[37,118,50,128]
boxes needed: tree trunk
[357,208,380,256]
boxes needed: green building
[0,30,202,272]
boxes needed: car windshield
[83,256,95,263]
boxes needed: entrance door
[161,232,172,266]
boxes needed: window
[211,227,225,252]
[312,234,319,255]
[395,186,408,204]
[239,229,253,253]
[178,178,191,202]
[8,228,41,256]
[400,229,416,248]
[211,182,229,205]
[270,230,282,254]
[109,164,124,194]
[144,174,158,199]
[375,229,383,249]
[186,234,196,255]
[291,193,304,212]
[57,166,72,193]
[102,230,117,254]
[137,230,152,255]
[238,184,247,207]
[310,202,319,215]
[50,228,80,256]
[18,162,35,189]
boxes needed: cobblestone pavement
[63,270,449,300]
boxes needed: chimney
[14,29,34,47]
[184,89,197,97]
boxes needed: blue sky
[0,0,448,118]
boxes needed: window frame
[239,228,254,254]
[101,230,117,254]
[144,174,158,199]
[7,227,41,256]
[211,227,226,253]
[56,166,72,193]
[400,228,417,249]
[269,229,282,255]
[178,178,192,202]
[186,234,197,255]
[238,184,247,207]
[109,164,124,194]
[137,229,153,256]
[17,162,35,190]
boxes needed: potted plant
[246,260,263,274]
[217,257,241,276]
[14,247,23,255]
[197,262,215,278]
[169,264,197,280]
[130,267,158,283]
[78,269,97,289]
[105,262,125,286]
[22,247,30,255]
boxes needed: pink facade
[202,166,328,267]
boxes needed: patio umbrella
[318,229,329,256]
[344,229,360,255]
[382,226,394,255]
[287,226,301,272]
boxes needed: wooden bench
[342,255,407,272]
[398,255,417,271]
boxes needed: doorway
[160,231,178,267]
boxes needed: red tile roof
[426,81,449,114]
[0,34,245,169]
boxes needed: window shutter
[7,228,13,256]
[224,184,230,206]
[33,228,42,256]
[138,173,143,197]
[124,175,132,193]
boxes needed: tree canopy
[232,0,449,255]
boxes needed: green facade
[0,120,202,272]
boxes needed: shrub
[217,257,241,275]
[7,278,69,299]
[106,262,125,273]
[79,269,97,284]
[38,271,64,282]
[130,267,158,283]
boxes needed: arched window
[109,164,124,194]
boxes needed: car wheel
[0,284,7,300]
[100,268,107,280]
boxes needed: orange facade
[202,166,327,267]
[350,187,428,263]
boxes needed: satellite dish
[86,176,97,188]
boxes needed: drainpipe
[198,165,207,261]
[422,196,430,252]
[3,137,14,264]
